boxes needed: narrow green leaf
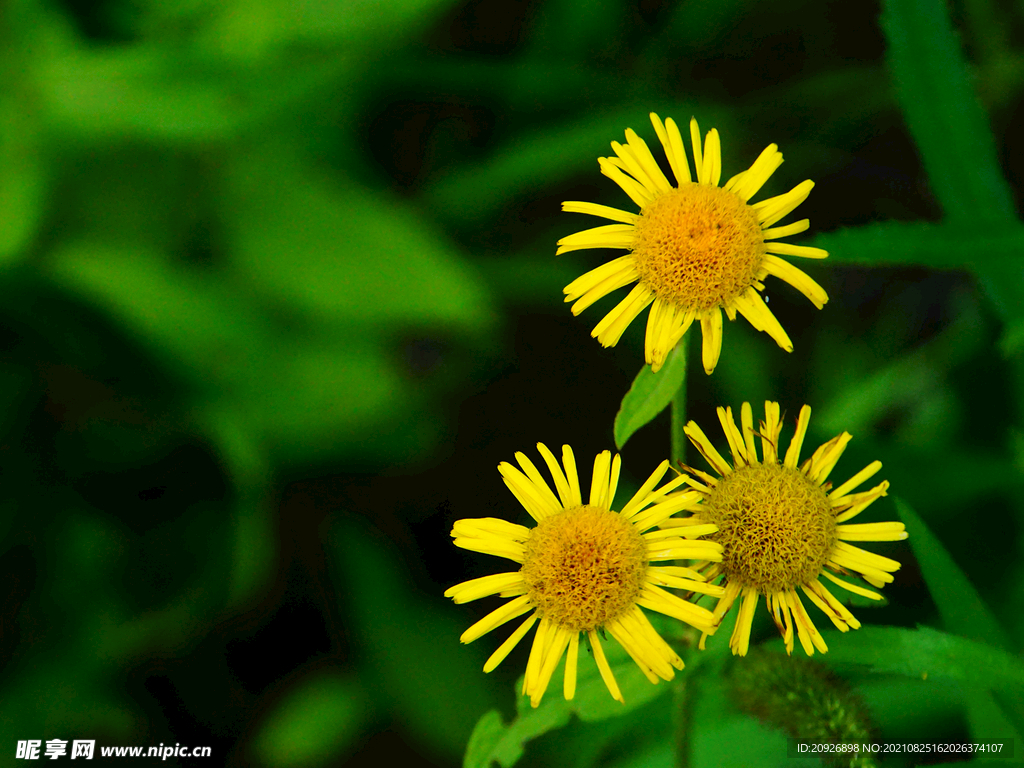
[880,0,1024,325]
[293,0,464,46]
[614,347,687,450]
[895,498,1024,746]
[895,497,1009,649]
[880,0,1015,222]
[199,406,276,608]
[527,0,626,61]
[811,218,1024,326]
[819,626,1024,695]
[972,260,1024,327]
[811,221,1024,269]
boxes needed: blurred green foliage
[1,0,1023,765]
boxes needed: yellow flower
[559,113,828,374]
[663,402,906,656]
[444,444,725,707]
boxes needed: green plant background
[1,0,1022,765]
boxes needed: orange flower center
[703,463,836,592]
[630,183,766,310]
[521,505,647,632]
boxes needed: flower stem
[673,671,693,768]
[670,334,690,466]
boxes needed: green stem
[670,334,690,466]
[673,671,693,768]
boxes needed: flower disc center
[703,463,836,592]
[521,505,647,632]
[630,184,766,310]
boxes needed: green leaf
[690,661,790,768]
[879,0,1024,325]
[38,42,354,144]
[880,0,1015,222]
[199,407,276,608]
[251,673,370,767]
[464,706,572,768]
[464,711,507,768]
[819,626,1024,696]
[895,498,1024,746]
[526,0,626,61]
[811,221,1024,269]
[602,740,673,768]
[856,674,965,739]
[811,223,1024,328]
[45,241,433,465]
[45,241,266,386]
[222,149,494,333]
[895,497,1009,649]
[476,253,582,307]
[614,347,687,450]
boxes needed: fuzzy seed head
[704,463,836,592]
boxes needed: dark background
[1,0,1022,765]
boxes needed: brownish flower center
[521,505,648,632]
[630,183,766,310]
[702,463,836,592]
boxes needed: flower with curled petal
[664,401,906,655]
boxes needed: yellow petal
[699,306,723,374]
[761,254,828,309]
[562,200,638,224]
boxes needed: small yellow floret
[521,505,647,632]
[631,184,766,311]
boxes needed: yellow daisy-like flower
[444,444,725,708]
[662,402,906,656]
[559,113,829,374]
